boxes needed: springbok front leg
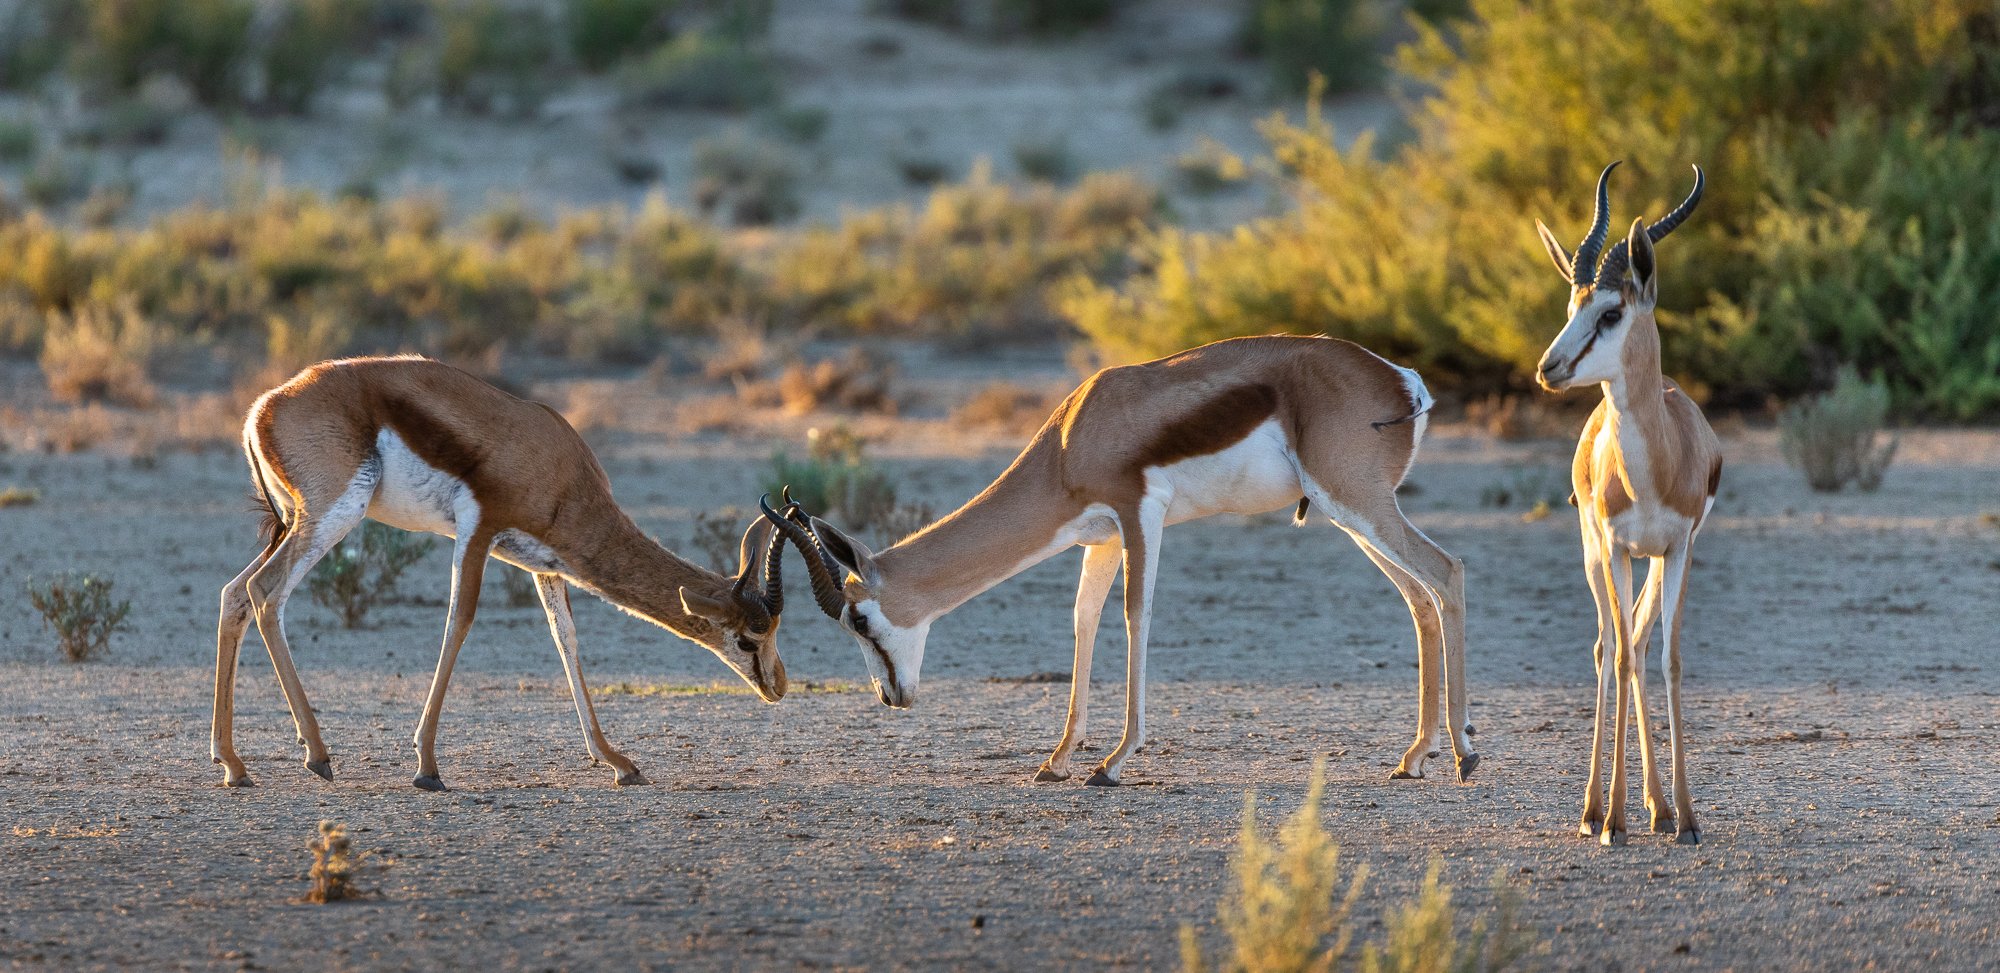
[1037,540,1122,783]
[411,523,497,791]
[1577,515,1616,835]
[1657,540,1701,844]
[535,572,646,786]
[1087,497,1164,786]
[1600,547,1639,846]
[1626,559,1671,832]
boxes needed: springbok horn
[762,493,846,620]
[1570,161,1620,286]
[1595,164,1705,285]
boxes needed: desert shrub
[892,151,952,188]
[1067,0,2000,418]
[0,0,83,89]
[768,105,830,144]
[435,0,557,116]
[872,0,963,28]
[1175,139,1249,196]
[304,820,367,903]
[40,299,159,407]
[691,130,799,224]
[307,521,435,628]
[1012,134,1077,184]
[1180,760,1537,973]
[1779,366,1898,492]
[261,0,368,113]
[616,32,777,111]
[758,349,896,415]
[0,119,34,162]
[568,0,677,71]
[951,380,1057,434]
[25,573,132,662]
[766,426,925,540]
[1240,0,1385,96]
[77,0,257,104]
[1142,69,1241,131]
[687,507,745,573]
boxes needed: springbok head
[677,506,792,701]
[762,493,926,709]
[1533,162,1704,391]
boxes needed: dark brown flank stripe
[1132,383,1280,471]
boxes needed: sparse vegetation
[691,130,800,225]
[616,32,778,111]
[39,299,159,408]
[499,567,541,608]
[689,507,747,573]
[1174,139,1249,196]
[1239,0,1385,96]
[951,380,1057,434]
[568,0,676,71]
[25,572,132,663]
[306,521,436,628]
[1179,760,1538,973]
[1780,367,1898,493]
[304,820,367,904]
[766,425,930,543]
[435,0,557,117]
[1012,134,1077,184]
[0,487,40,508]
[0,119,33,162]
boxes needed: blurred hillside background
[1,0,1997,443]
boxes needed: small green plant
[0,487,40,508]
[1780,366,1898,492]
[307,521,435,628]
[616,32,777,111]
[766,425,927,543]
[436,0,557,117]
[304,820,367,903]
[260,0,365,113]
[1180,760,1539,973]
[26,573,132,662]
[568,0,676,71]
[1012,133,1077,184]
[1477,465,1565,512]
[0,119,33,163]
[691,130,799,224]
[1240,0,1385,96]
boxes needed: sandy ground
[0,370,1997,971]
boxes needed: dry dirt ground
[1,382,1997,971]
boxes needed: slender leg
[1038,540,1122,782]
[412,525,496,791]
[245,483,370,782]
[212,542,278,787]
[1627,559,1671,831]
[1087,498,1164,786]
[1601,549,1637,846]
[1577,514,1617,835]
[537,572,645,786]
[1353,543,1443,780]
[1657,541,1700,844]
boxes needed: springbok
[213,356,792,791]
[1532,162,1717,845]
[760,336,1479,786]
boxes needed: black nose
[1538,358,1571,388]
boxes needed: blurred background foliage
[1065,0,2000,418]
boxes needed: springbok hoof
[1651,814,1676,834]
[1455,753,1480,781]
[412,774,448,792]
[1084,769,1120,787]
[1676,828,1701,846]
[222,774,255,788]
[306,759,333,781]
[1579,819,1602,838]
[614,768,649,787]
[1600,828,1627,847]
[1389,768,1422,780]
[1033,765,1069,783]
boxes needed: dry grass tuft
[951,381,1059,434]
[688,507,747,573]
[0,486,39,508]
[25,573,132,663]
[39,300,158,408]
[304,820,368,904]
[736,349,897,416]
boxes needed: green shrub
[1779,366,1898,492]
[1012,134,1077,184]
[261,0,367,113]
[436,0,557,116]
[0,119,34,162]
[616,32,776,111]
[307,521,435,628]
[40,299,158,407]
[1179,760,1538,973]
[766,426,927,544]
[78,0,257,104]
[0,0,84,89]
[1067,0,2000,418]
[568,0,677,71]
[691,130,799,224]
[1240,0,1385,95]
[26,573,132,662]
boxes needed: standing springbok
[213,356,792,791]
[759,335,1479,786]
[1532,162,1717,845]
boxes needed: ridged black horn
[762,492,846,620]
[1570,161,1620,286]
[1596,164,1704,286]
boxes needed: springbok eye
[849,610,871,636]
[1598,307,1623,327]
[736,636,758,654]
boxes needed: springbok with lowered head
[1532,162,1718,845]
[762,335,1479,786]
[214,356,792,791]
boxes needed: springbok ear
[679,586,735,624]
[807,515,882,589]
[1534,219,1574,285]
[1625,216,1656,303]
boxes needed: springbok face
[677,517,790,702]
[762,497,926,708]
[1533,161,1703,392]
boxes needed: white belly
[1153,419,1301,524]
[366,428,472,536]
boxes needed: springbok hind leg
[1351,543,1442,780]
[1086,498,1164,786]
[1037,540,1121,782]
[213,541,279,787]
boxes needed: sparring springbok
[1532,162,1718,845]
[760,335,1479,786]
[213,356,791,791]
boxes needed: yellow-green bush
[1065,0,2000,417]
